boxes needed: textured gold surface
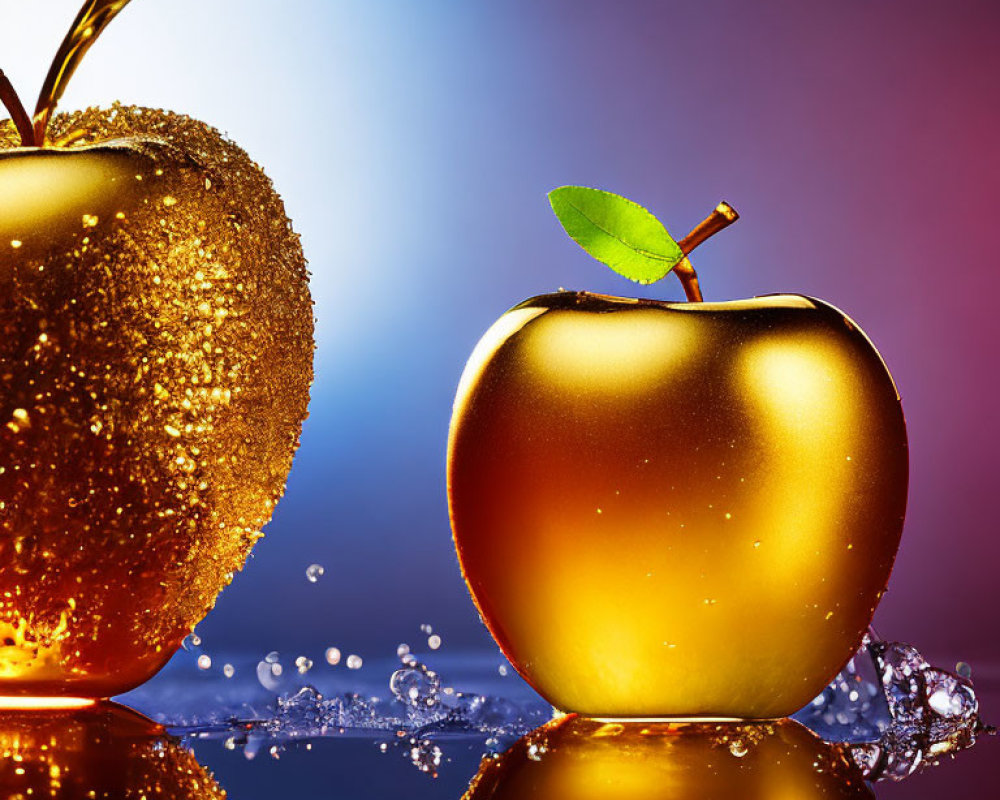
[464,716,873,799]
[0,702,225,798]
[0,105,313,696]
[449,292,907,718]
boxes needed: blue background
[4,2,1000,798]
[2,0,999,747]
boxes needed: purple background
[2,1,998,797]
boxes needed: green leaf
[548,186,684,284]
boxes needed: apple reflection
[0,700,224,798]
[464,715,873,800]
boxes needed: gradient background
[1,1,998,797]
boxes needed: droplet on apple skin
[0,104,313,697]
[449,291,907,719]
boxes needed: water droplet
[427,634,441,650]
[729,739,748,757]
[305,563,325,583]
[223,663,235,678]
[265,650,280,663]
[498,665,508,676]
[420,623,433,635]
[924,669,977,720]
[197,654,212,670]
[397,643,411,659]
[325,647,341,665]
[256,658,284,690]
[347,654,363,670]
[295,656,313,674]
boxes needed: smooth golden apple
[448,291,906,718]
[464,715,873,799]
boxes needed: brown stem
[0,70,36,147]
[672,201,739,302]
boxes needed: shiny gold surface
[464,716,873,799]
[32,0,134,144]
[0,701,225,798]
[0,106,313,696]
[448,292,907,718]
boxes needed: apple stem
[32,0,134,145]
[674,202,740,302]
[0,70,37,147]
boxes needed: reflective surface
[0,107,313,696]
[0,640,986,798]
[464,716,873,799]
[449,292,908,718]
[0,701,224,799]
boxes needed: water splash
[133,624,988,782]
[793,632,991,782]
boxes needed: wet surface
[102,633,995,799]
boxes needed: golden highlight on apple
[449,190,907,719]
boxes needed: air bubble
[390,664,441,708]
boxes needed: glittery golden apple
[0,701,225,798]
[464,716,874,799]
[0,1,312,697]
[448,191,907,718]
